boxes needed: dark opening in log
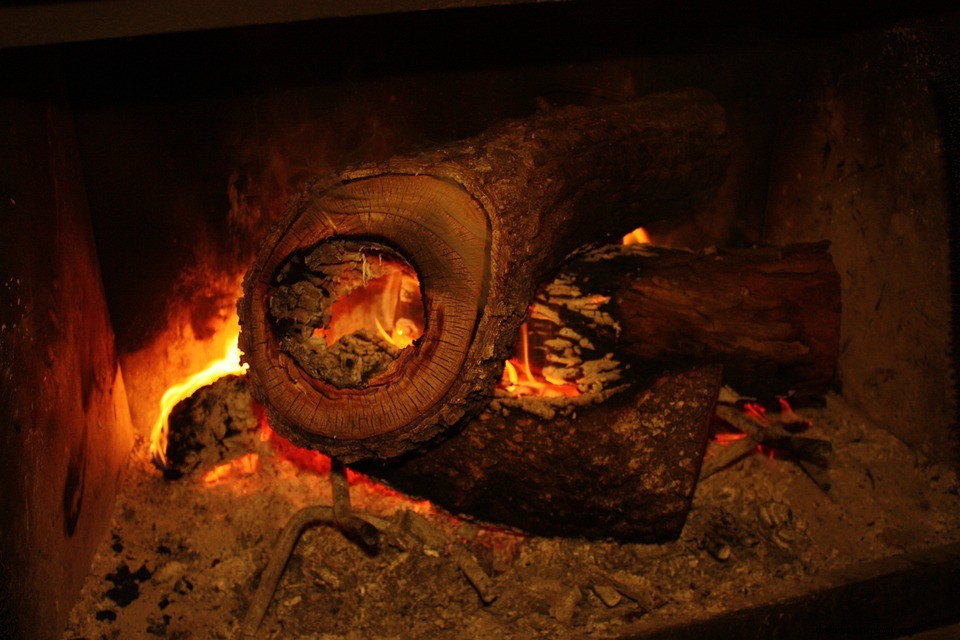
[269,239,425,390]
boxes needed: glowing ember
[742,402,767,423]
[149,332,248,468]
[622,226,651,246]
[713,431,750,446]
[201,453,259,484]
[258,416,434,508]
[497,322,580,399]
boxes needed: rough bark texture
[541,242,841,397]
[355,366,722,540]
[240,89,730,462]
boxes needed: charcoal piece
[163,374,259,478]
[280,329,399,390]
[269,281,330,326]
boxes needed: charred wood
[239,89,730,461]
[714,405,833,465]
[161,375,259,479]
[354,366,722,541]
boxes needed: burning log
[239,89,731,462]
[161,375,259,479]
[357,234,838,532]
[354,366,722,541]
[534,241,841,398]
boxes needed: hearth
[2,2,960,639]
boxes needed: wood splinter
[702,403,833,493]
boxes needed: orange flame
[149,332,248,468]
[375,317,420,349]
[622,226,651,246]
[201,453,260,484]
[326,269,422,347]
[498,322,580,399]
[713,432,749,446]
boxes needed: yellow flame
[375,316,421,349]
[503,360,519,391]
[520,323,537,385]
[543,372,571,387]
[149,332,248,468]
[622,227,651,246]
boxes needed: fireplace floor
[64,393,960,639]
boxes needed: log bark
[239,89,730,462]
[354,366,722,541]
[530,241,841,398]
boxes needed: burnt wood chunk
[547,242,841,397]
[239,89,731,461]
[354,366,722,541]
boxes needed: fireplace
[2,2,960,639]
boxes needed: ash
[65,386,960,639]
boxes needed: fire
[622,226,651,246]
[494,226,652,398]
[375,317,420,349]
[201,453,259,484]
[149,331,248,468]
[498,322,580,399]
[326,268,423,348]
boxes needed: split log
[239,89,730,461]
[531,241,841,398]
[354,366,722,541]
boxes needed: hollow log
[239,89,730,462]
[354,366,722,541]
[529,241,841,397]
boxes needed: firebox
[2,2,960,639]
